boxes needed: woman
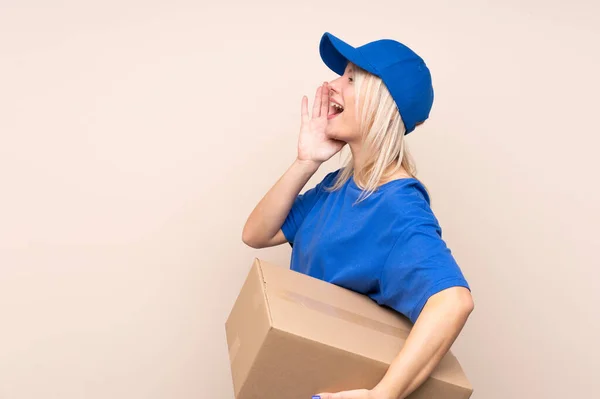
[242,32,474,399]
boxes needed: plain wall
[1,1,598,398]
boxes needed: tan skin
[242,64,474,399]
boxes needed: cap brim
[319,32,377,76]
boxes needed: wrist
[294,158,322,173]
[371,382,398,399]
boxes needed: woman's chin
[325,126,341,139]
[326,129,349,143]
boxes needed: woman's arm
[373,286,474,399]
[242,159,320,248]
[316,286,474,399]
[242,82,344,249]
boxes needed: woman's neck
[348,141,411,184]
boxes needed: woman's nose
[328,79,342,94]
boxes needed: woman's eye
[349,77,354,82]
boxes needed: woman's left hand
[313,388,388,399]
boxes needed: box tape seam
[256,259,273,325]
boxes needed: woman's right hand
[297,82,345,168]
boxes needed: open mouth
[328,102,344,119]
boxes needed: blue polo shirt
[281,168,470,324]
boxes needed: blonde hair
[326,62,430,203]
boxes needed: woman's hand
[313,387,389,399]
[297,82,345,168]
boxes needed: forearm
[242,158,320,247]
[374,288,474,399]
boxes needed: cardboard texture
[225,258,473,399]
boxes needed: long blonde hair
[326,62,430,203]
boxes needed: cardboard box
[225,258,472,399]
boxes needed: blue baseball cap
[319,32,434,135]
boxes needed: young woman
[242,32,474,399]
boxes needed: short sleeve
[379,215,470,324]
[281,169,340,245]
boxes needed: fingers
[312,85,322,118]
[311,82,330,118]
[301,95,308,124]
[320,81,330,117]
[315,389,368,399]
[315,393,337,399]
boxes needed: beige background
[1,1,599,398]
